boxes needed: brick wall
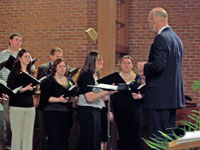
[129,0,200,102]
[0,0,98,68]
[0,0,199,101]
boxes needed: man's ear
[50,55,53,61]
[9,39,12,45]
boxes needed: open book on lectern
[0,83,22,97]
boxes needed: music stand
[107,91,111,150]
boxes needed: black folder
[63,85,79,98]
[68,67,80,77]
[0,83,22,97]
[129,83,146,93]
[19,72,40,87]
[0,55,37,71]
[0,55,15,70]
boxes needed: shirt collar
[7,46,21,56]
[157,25,169,34]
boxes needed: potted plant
[143,81,200,150]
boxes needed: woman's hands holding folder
[20,83,34,93]
[0,94,9,103]
[68,96,78,103]
[131,92,142,100]
[58,95,69,103]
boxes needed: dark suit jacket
[144,27,184,109]
[37,62,51,80]
[37,62,72,80]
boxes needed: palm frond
[143,109,200,149]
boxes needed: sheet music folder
[0,83,22,97]
[130,83,146,93]
[87,83,130,91]
[0,55,15,70]
[63,85,79,98]
[0,55,37,71]
[68,67,80,77]
[19,72,46,87]
[88,83,145,93]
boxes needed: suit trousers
[9,106,35,150]
[146,109,176,138]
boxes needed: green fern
[143,110,200,149]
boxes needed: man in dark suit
[138,7,185,138]
[37,47,63,79]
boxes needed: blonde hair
[120,55,134,64]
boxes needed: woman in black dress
[77,51,110,150]
[99,55,145,150]
[39,59,77,150]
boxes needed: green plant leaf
[191,110,200,114]
[158,131,174,141]
[142,138,166,150]
[143,109,200,149]
[142,138,161,150]
[149,137,167,145]
[181,121,196,130]
[171,130,179,139]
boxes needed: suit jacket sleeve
[144,35,169,77]
[37,66,46,80]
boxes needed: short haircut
[50,47,63,55]
[120,55,134,64]
[9,33,22,40]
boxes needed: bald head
[148,7,169,34]
[149,7,168,21]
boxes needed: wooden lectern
[168,139,200,150]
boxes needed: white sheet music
[88,84,118,91]
[176,130,200,144]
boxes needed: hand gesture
[132,92,142,100]
[33,84,40,90]
[69,96,78,103]
[25,83,34,91]
[59,95,69,103]
[136,62,146,75]
[0,94,9,103]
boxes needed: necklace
[120,72,133,79]
[55,74,65,80]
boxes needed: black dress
[39,75,74,150]
[77,72,103,150]
[98,72,144,150]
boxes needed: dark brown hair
[77,51,100,81]
[51,58,68,76]
[13,49,33,75]
[9,33,22,45]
